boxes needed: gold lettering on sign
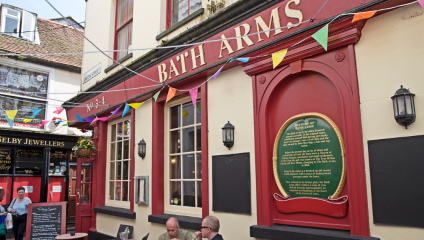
[254,7,284,42]
[168,59,180,80]
[190,44,206,69]
[87,96,106,112]
[285,0,303,29]
[234,23,254,51]
[176,52,189,74]
[158,63,167,82]
[219,34,235,58]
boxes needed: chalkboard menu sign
[26,202,66,240]
[273,113,346,199]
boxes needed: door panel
[67,164,77,222]
[75,159,92,237]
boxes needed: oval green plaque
[273,113,346,199]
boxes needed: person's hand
[170,238,181,240]
[195,231,202,240]
[10,210,15,213]
[0,212,6,216]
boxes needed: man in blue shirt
[195,216,223,240]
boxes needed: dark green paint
[276,118,343,199]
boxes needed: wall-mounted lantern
[222,121,235,149]
[391,85,416,129]
[138,139,146,159]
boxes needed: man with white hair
[158,217,193,240]
[195,216,223,240]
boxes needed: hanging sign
[272,113,348,217]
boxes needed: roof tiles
[0,17,84,69]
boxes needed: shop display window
[168,99,202,210]
[108,118,131,202]
[15,148,43,175]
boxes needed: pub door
[67,163,77,223]
[75,158,92,236]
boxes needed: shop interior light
[391,85,416,129]
[222,121,235,149]
[138,139,146,159]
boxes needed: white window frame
[0,58,54,132]
[21,10,36,41]
[164,96,202,217]
[106,116,131,209]
[1,5,37,41]
[1,6,21,38]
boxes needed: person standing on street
[0,189,7,240]
[8,187,32,240]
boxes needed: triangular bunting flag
[166,88,177,103]
[6,110,18,129]
[122,104,130,118]
[23,119,33,123]
[312,24,329,51]
[62,124,67,126]
[5,115,14,130]
[419,0,424,9]
[352,11,377,22]
[55,119,64,124]
[153,91,161,102]
[196,101,201,111]
[76,113,84,122]
[39,120,50,127]
[53,107,64,114]
[111,106,121,115]
[230,58,250,63]
[182,110,190,117]
[272,49,288,69]
[90,117,98,126]
[83,117,94,122]
[210,65,224,81]
[29,109,43,118]
[189,88,198,108]
[128,103,143,109]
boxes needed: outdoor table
[55,233,88,240]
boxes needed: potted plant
[74,137,97,158]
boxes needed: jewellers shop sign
[0,136,75,148]
[83,63,101,83]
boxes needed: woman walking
[8,187,32,240]
[0,189,7,240]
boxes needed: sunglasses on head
[200,226,210,230]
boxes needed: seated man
[158,217,193,240]
[195,216,223,240]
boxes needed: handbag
[5,213,12,229]
[0,215,6,236]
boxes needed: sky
[1,0,86,26]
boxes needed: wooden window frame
[105,116,132,209]
[165,96,202,216]
[114,0,133,60]
[152,81,209,218]
[166,0,202,29]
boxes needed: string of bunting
[3,0,420,131]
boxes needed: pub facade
[66,0,424,239]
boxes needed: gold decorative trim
[272,113,346,199]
